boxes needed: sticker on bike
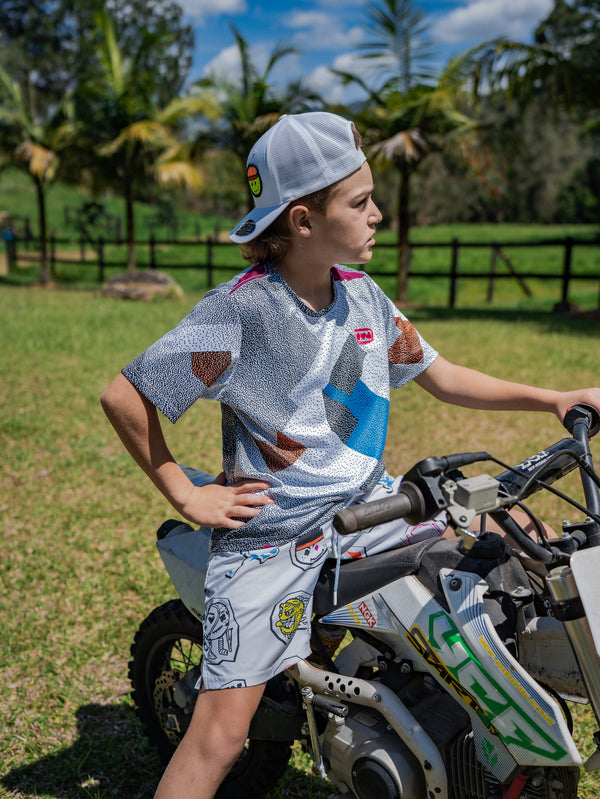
[407,612,568,762]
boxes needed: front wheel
[128,598,293,799]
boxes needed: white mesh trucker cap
[229,111,366,244]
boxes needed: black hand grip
[333,482,427,535]
[563,403,600,438]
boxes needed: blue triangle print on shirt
[323,379,388,460]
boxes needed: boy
[101,112,600,799]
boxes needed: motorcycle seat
[312,536,452,615]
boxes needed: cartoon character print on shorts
[203,597,239,664]
[221,678,247,688]
[345,544,367,560]
[270,591,311,644]
[225,547,279,579]
[290,528,327,570]
[378,473,395,494]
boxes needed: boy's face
[309,162,382,267]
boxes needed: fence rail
[6,232,600,310]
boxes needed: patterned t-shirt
[123,263,438,552]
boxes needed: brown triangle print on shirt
[255,431,307,472]
[191,351,232,387]
[388,318,423,365]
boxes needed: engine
[320,668,579,799]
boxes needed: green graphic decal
[407,611,568,762]
[481,738,498,769]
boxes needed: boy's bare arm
[100,373,273,529]
[415,355,600,421]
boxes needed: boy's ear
[288,204,312,237]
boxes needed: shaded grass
[0,285,599,797]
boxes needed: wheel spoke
[169,637,202,671]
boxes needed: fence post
[150,234,156,270]
[449,238,460,308]
[487,243,499,302]
[555,237,573,312]
[50,233,56,278]
[207,236,213,288]
[98,236,105,282]
[2,227,16,271]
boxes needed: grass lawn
[1,283,600,798]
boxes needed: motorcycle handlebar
[333,481,426,535]
[332,404,600,559]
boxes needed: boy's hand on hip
[178,476,274,529]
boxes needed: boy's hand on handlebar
[177,473,274,529]
[555,388,600,423]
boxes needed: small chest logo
[355,328,374,345]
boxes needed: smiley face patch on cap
[247,164,262,197]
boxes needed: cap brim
[229,202,290,244]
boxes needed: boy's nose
[370,201,383,224]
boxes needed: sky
[179,0,555,103]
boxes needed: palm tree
[335,0,475,302]
[0,67,70,285]
[69,10,217,271]
[193,24,320,210]
[443,1,600,226]
[468,0,600,121]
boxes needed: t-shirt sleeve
[382,298,438,388]
[122,291,241,423]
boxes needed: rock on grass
[99,270,183,301]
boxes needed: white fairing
[157,523,210,620]
[323,569,581,772]
[572,546,600,654]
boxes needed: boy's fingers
[232,479,272,491]
[240,493,274,505]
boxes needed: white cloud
[202,44,241,80]
[202,42,301,85]
[283,10,364,51]
[304,53,370,105]
[431,0,554,44]
[179,0,247,22]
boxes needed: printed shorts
[200,473,446,689]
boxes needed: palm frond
[154,145,204,191]
[15,141,58,181]
[370,128,427,163]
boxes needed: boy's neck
[275,255,335,313]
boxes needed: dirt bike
[129,403,600,799]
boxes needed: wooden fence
[5,231,600,310]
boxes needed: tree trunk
[35,177,51,285]
[395,160,411,304]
